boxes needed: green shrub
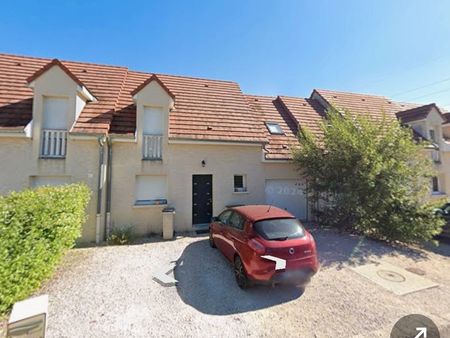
[107,225,134,245]
[0,184,90,314]
[293,107,444,243]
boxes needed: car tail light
[248,238,266,255]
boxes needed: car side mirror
[211,216,219,222]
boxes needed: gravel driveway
[34,228,450,338]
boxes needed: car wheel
[234,256,250,289]
[209,230,216,248]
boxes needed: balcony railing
[431,149,441,163]
[41,129,67,158]
[143,134,163,160]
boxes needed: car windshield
[253,218,305,240]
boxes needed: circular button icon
[391,314,440,338]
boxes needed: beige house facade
[0,53,448,243]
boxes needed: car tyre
[209,230,216,248]
[234,256,250,289]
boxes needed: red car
[209,205,319,288]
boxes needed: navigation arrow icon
[261,255,286,270]
[415,327,427,338]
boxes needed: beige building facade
[0,53,448,244]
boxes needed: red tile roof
[312,89,420,120]
[245,95,298,160]
[0,54,41,129]
[277,96,325,139]
[0,53,128,134]
[0,53,447,156]
[0,53,267,143]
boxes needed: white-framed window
[142,107,163,160]
[234,175,247,193]
[143,106,163,135]
[43,96,69,129]
[41,97,69,158]
[432,176,439,193]
[134,175,168,205]
[265,122,284,135]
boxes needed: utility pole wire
[406,87,450,101]
[391,76,450,97]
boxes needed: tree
[293,106,444,243]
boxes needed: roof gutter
[168,138,266,146]
[0,130,28,138]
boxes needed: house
[311,89,449,198]
[0,53,447,244]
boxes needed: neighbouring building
[0,53,447,243]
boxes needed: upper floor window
[234,174,247,193]
[429,129,436,143]
[432,176,439,193]
[41,97,68,158]
[142,107,163,160]
[265,122,284,135]
[143,107,163,135]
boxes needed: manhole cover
[377,269,406,282]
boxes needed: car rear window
[253,218,305,240]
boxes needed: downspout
[96,135,106,244]
[105,137,113,240]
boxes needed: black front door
[192,174,213,225]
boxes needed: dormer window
[142,107,163,160]
[40,96,68,158]
[266,122,284,135]
[26,59,97,159]
[131,74,175,161]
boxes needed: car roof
[230,205,295,222]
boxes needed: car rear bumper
[246,255,319,285]
[271,267,317,285]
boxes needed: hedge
[0,183,90,314]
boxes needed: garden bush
[0,183,90,314]
[107,225,134,245]
[293,107,444,243]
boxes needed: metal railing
[41,129,67,158]
[143,134,163,160]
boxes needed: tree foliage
[293,107,444,243]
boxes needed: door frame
[192,174,213,225]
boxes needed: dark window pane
[253,218,305,240]
[229,212,244,230]
[266,122,284,135]
[219,210,232,224]
[234,175,244,188]
[429,129,436,142]
[432,177,439,192]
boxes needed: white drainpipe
[95,135,106,244]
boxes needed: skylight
[266,122,284,135]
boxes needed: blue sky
[2,1,450,108]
